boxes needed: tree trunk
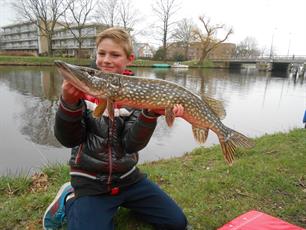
[48,35,53,56]
[78,43,82,59]
[198,50,208,64]
[184,45,189,60]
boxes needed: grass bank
[0,129,305,229]
[0,55,216,68]
[0,55,157,67]
[0,55,91,66]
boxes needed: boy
[43,27,188,230]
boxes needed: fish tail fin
[219,129,255,165]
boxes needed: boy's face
[96,38,134,74]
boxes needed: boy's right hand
[61,80,84,105]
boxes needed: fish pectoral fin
[165,107,175,127]
[107,98,115,121]
[202,96,226,120]
[192,126,209,144]
[93,99,107,118]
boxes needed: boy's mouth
[102,67,115,72]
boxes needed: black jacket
[54,97,158,197]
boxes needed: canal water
[0,66,305,176]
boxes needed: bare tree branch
[172,18,196,59]
[11,0,69,56]
[61,0,95,58]
[118,0,139,30]
[235,36,260,58]
[152,0,181,60]
[94,0,119,27]
[194,15,233,63]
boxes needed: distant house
[206,43,236,59]
[0,21,108,57]
[134,43,154,58]
[167,41,236,60]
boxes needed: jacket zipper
[107,118,114,188]
[75,143,83,164]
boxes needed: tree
[12,0,69,56]
[235,37,260,58]
[62,0,94,58]
[152,0,181,61]
[94,0,139,34]
[172,18,196,60]
[95,0,119,27]
[118,0,139,30]
[193,15,233,64]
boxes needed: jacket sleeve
[122,109,159,153]
[54,97,87,148]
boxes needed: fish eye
[88,70,95,76]
[110,77,120,87]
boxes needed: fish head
[54,60,111,98]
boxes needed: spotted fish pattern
[55,60,254,164]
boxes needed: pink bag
[218,210,305,230]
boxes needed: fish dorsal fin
[192,126,209,144]
[202,96,226,120]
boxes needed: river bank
[0,129,305,229]
[0,55,216,68]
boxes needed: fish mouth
[54,60,76,78]
[54,60,94,94]
[54,60,95,80]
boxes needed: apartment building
[0,21,107,57]
[52,24,107,57]
[0,21,41,55]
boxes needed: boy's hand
[61,80,84,105]
[151,104,184,117]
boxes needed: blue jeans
[65,178,187,230]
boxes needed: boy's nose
[103,54,111,63]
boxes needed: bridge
[212,55,306,72]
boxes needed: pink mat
[218,210,305,230]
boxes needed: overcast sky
[1,0,306,56]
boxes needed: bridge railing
[211,55,306,62]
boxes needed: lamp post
[287,33,291,57]
[269,28,277,59]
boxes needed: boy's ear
[128,53,135,63]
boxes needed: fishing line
[30,141,49,165]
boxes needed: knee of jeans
[168,213,187,230]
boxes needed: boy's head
[96,27,133,58]
[95,27,134,74]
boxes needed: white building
[0,21,107,57]
[1,21,40,55]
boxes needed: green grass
[0,55,91,66]
[0,55,218,68]
[0,129,305,229]
[0,56,169,67]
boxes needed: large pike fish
[55,60,254,164]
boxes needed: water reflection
[0,67,61,147]
[0,66,305,175]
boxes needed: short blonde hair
[96,27,133,57]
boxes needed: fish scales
[55,60,254,164]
